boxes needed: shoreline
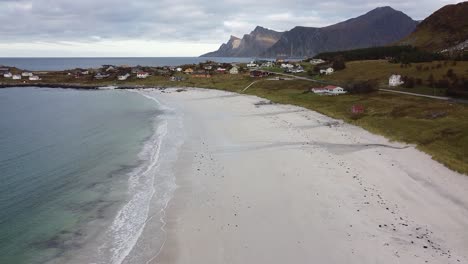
[0,83,158,90]
[141,88,468,264]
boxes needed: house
[94,73,110,79]
[216,67,226,73]
[176,67,183,72]
[22,72,33,77]
[3,72,12,78]
[81,70,89,75]
[103,65,116,72]
[320,67,334,75]
[327,86,347,95]
[261,61,274,68]
[137,72,149,79]
[229,66,239,75]
[389,74,404,87]
[280,63,294,69]
[118,73,130,81]
[29,75,41,81]
[291,65,304,73]
[0,67,9,74]
[311,85,347,95]
[184,68,194,74]
[247,61,258,68]
[310,59,325,65]
[204,65,213,70]
[12,74,22,80]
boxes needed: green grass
[322,60,468,89]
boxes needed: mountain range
[201,6,418,58]
[398,2,468,52]
[201,26,283,57]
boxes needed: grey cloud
[0,0,463,44]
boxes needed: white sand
[144,88,468,264]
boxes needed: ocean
[0,87,183,263]
[0,57,254,71]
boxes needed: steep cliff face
[200,26,283,57]
[262,7,419,58]
[399,2,468,52]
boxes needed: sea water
[0,87,180,263]
[0,57,254,71]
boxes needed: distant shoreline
[0,83,163,90]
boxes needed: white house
[3,72,12,78]
[327,86,347,95]
[176,67,183,72]
[311,85,347,95]
[261,61,274,68]
[281,63,294,69]
[22,72,33,77]
[118,73,130,81]
[389,74,404,87]
[12,74,22,80]
[310,59,325,65]
[137,72,149,79]
[81,70,89,75]
[29,75,41,81]
[229,66,239,75]
[293,65,304,73]
[247,61,258,68]
[320,67,334,75]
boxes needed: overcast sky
[0,0,463,57]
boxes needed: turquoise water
[0,88,161,263]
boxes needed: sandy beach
[138,88,468,264]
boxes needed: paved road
[264,71,329,84]
[379,89,468,104]
[378,89,450,100]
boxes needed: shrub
[344,80,378,94]
[332,56,346,71]
[427,74,435,87]
[446,69,455,78]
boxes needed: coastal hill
[202,7,418,58]
[263,7,418,58]
[200,26,283,57]
[398,2,468,52]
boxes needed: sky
[0,0,463,57]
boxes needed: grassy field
[2,69,467,174]
[320,60,468,88]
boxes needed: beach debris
[254,100,276,107]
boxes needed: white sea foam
[97,90,183,264]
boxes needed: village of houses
[0,59,406,96]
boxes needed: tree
[332,56,346,71]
